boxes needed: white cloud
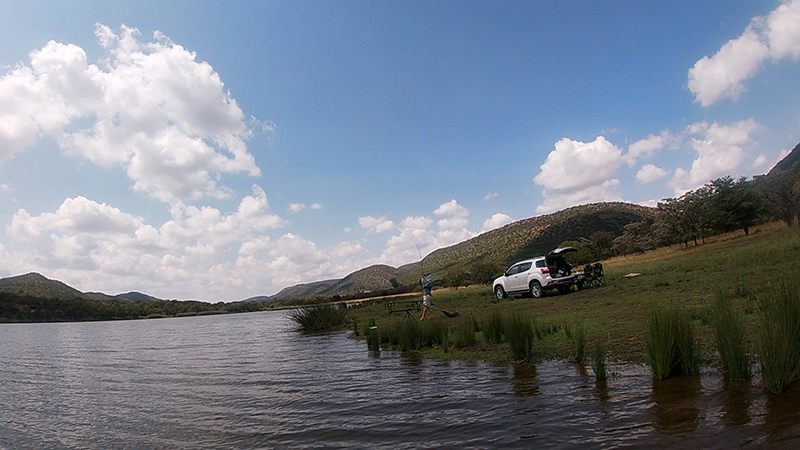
[289,203,305,213]
[481,213,513,232]
[688,0,800,107]
[636,164,669,184]
[625,131,677,166]
[4,186,295,299]
[358,215,395,233]
[434,199,470,217]
[534,136,624,213]
[0,184,12,193]
[751,154,768,168]
[310,203,323,210]
[0,24,263,203]
[670,119,762,195]
[484,192,498,201]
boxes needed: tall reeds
[591,340,607,381]
[758,279,800,395]
[573,322,586,364]
[288,303,346,332]
[505,313,535,361]
[645,305,700,380]
[482,310,505,345]
[711,293,751,380]
[452,316,477,348]
[396,319,422,351]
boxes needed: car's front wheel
[494,285,506,299]
[530,281,543,298]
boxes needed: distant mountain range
[3,141,799,304]
[0,272,166,303]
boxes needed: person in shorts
[420,274,433,320]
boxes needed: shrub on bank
[289,303,347,332]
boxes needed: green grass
[758,278,800,395]
[644,305,699,380]
[482,310,505,345]
[592,340,607,382]
[345,224,800,371]
[711,293,751,380]
[505,313,535,361]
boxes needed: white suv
[493,247,577,299]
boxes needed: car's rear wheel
[494,285,506,299]
[530,281,543,298]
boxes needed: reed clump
[573,322,586,364]
[452,316,477,348]
[644,305,700,380]
[505,313,535,361]
[396,319,423,351]
[758,279,800,395]
[591,340,607,382]
[711,293,751,380]
[289,303,347,332]
[422,319,448,347]
[482,310,505,345]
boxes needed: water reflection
[511,363,539,397]
[650,375,703,435]
[763,382,800,445]
[721,379,752,428]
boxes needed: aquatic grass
[758,279,800,395]
[288,303,346,332]
[452,316,477,348]
[505,314,535,361]
[711,293,751,380]
[645,305,699,380]
[482,310,505,345]
[591,340,607,382]
[396,319,422,351]
[422,319,448,347]
[573,322,586,364]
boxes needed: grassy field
[345,222,800,366]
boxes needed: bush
[758,279,800,395]
[288,303,346,332]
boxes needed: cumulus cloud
[434,199,470,217]
[625,131,678,165]
[484,192,498,201]
[688,0,800,107]
[669,119,762,195]
[534,136,624,213]
[636,164,670,184]
[358,215,395,233]
[481,213,513,232]
[4,186,294,298]
[0,24,262,203]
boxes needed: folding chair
[580,264,594,289]
[592,263,606,287]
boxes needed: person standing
[420,274,433,320]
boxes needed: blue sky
[0,1,798,301]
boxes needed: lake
[1,310,799,448]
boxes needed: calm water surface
[2,311,799,449]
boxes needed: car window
[535,259,546,268]
[519,262,532,272]
[506,265,519,276]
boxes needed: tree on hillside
[469,261,501,285]
[708,176,763,236]
[762,171,800,227]
[612,220,656,255]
